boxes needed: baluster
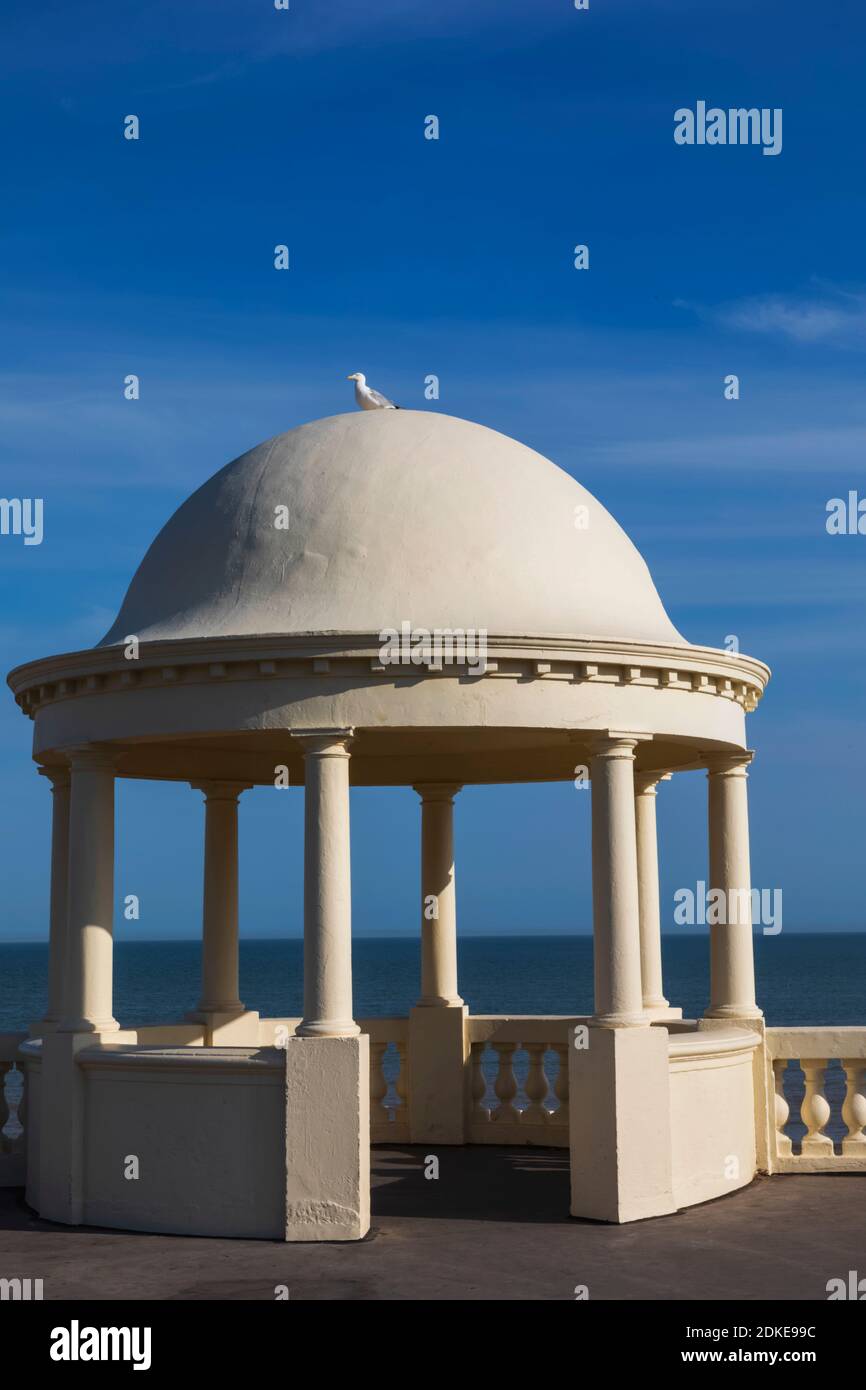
[1,1063,24,1146]
[369,1041,389,1127]
[491,1042,519,1123]
[552,1044,570,1128]
[521,1043,550,1125]
[800,1058,834,1157]
[470,1043,489,1124]
[771,1058,792,1157]
[0,1064,8,1149]
[841,1059,866,1155]
[17,1062,26,1143]
[394,1040,409,1120]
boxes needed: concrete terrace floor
[1,1146,864,1301]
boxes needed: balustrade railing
[358,1018,410,1143]
[767,1028,866,1171]
[0,1032,27,1187]
[8,1017,864,1174]
[466,1016,583,1146]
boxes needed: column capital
[634,771,672,797]
[704,750,754,778]
[293,728,354,757]
[66,745,116,772]
[190,779,253,802]
[413,782,463,803]
[588,730,652,759]
[38,764,70,790]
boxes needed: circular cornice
[7,631,769,722]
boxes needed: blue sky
[1,0,865,941]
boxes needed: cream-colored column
[590,735,648,1027]
[36,765,71,1031]
[60,748,118,1033]
[413,784,463,1007]
[191,781,251,1016]
[704,752,762,1020]
[296,730,359,1038]
[634,771,673,1015]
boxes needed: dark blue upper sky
[2,0,865,940]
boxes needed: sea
[0,932,863,1031]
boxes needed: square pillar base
[644,1005,683,1023]
[37,1029,136,1225]
[37,1032,85,1225]
[190,1009,261,1046]
[408,1004,468,1145]
[569,1023,676,1223]
[284,1034,370,1241]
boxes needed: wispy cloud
[585,424,866,474]
[679,283,866,349]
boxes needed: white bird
[347,372,400,411]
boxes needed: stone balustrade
[359,1018,410,1143]
[0,1033,27,1187]
[767,1027,866,1172]
[466,1016,583,1146]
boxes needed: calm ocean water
[0,933,864,1031]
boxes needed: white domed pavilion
[8,409,800,1241]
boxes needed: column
[634,771,674,1016]
[295,730,359,1037]
[704,752,762,1019]
[191,781,251,1016]
[408,783,468,1144]
[589,735,647,1027]
[413,784,463,1007]
[60,748,118,1033]
[36,765,71,1031]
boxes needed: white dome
[99,411,685,647]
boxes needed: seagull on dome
[347,373,400,411]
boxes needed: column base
[284,1035,370,1241]
[703,1005,764,1022]
[570,1023,675,1223]
[591,1011,651,1028]
[57,1017,120,1034]
[408,1003,468,1144]
[295,1019,361,1038]
[190,1001,246,1016]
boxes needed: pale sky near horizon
[1,0,865,940]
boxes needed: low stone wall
[80,1045,287,1238]
[668,1027,760,1209]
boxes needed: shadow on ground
[372,1144,571,1222]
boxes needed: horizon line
[1,928,865,946]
